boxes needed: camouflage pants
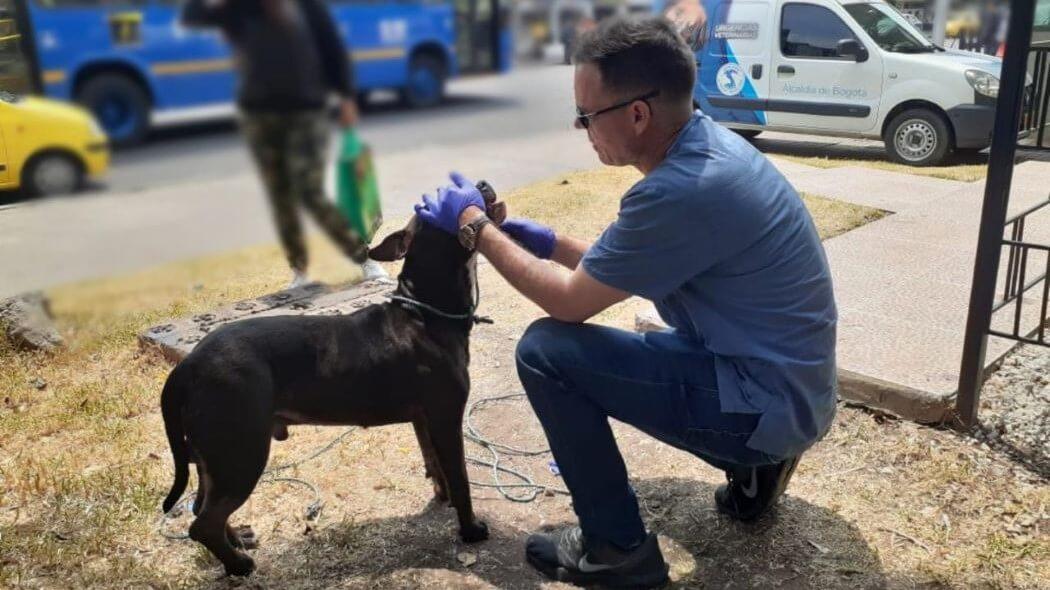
[241,111,368,271]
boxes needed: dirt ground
[1,168,1047,589]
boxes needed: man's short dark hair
[573,16,696,104]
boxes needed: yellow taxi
[0,91,109,196]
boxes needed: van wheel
[22,152,83,197]
[76,73,150,147]
[402,54,446,108]
[733,129,762,140]
[884,108,952,166]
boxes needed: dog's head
[368,181,505,312]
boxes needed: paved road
[105,64,577,195]
[0,66,604,297]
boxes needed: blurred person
[561,15,577,65]
[979,0,1003,54]
[182,0,385,289]
[415,17,837,588]
[662,0,708,51]
[994,3,1009,57]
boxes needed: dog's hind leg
[412,416,449,504]
[424,405,488,543]
[188,418,271,575]
[189,492,256,576]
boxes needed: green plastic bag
[335,129,383,244]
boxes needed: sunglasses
[575,90,660,129]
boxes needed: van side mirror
[837,38,869,62]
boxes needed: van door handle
[751,64,763,79]
[777,65,795,76]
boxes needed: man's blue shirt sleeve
[582,182,719,301]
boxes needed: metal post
[956,0,1037,429]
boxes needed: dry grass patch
[4,166,1043,589]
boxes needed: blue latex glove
[414,171,486,235]
[501,218,556,259]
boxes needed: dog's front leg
[412,417,449,503]
[425,405,488,543]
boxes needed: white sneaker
[287,270,311,290]
[361,259,393,283]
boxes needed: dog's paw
[228,525,259,550]
[459,520,489,543]
[272,422,289,441]
[223,553,255,577]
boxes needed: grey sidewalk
[641,156,1050,422]
[815,159,1049,420]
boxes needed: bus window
[455,0,500,73]
[0,0,35,94]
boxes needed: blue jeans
[516,318,781,550]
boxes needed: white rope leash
[157,393,567,540]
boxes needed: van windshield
[844,3,942,53]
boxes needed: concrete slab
[139,278,395,363]
[816,162,1050,420]
[789,166,969,212]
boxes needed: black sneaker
[525,526,669,588]
[715,456,800,521]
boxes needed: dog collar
[388,278,493,325]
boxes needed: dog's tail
[161,366,190,514]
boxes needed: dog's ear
[368,219,417,262]
[368,230,411,261]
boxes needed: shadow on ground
[198,477,894,589]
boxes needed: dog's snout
[476,180,496,205]
[475,180,507,224]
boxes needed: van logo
[716,63,746,96]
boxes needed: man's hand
[501,218,556,259]
[339,99,360,128]
[414,172,486,234]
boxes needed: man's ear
[368,229,411,262]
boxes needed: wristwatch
[458,214,492,251]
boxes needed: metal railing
[990,198,1050,345]
[1021,44,1050,150]
[956,0,1041,428]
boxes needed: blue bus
[0,0,511,145]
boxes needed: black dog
[161,192,503,576]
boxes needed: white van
[663,0,1006,165]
